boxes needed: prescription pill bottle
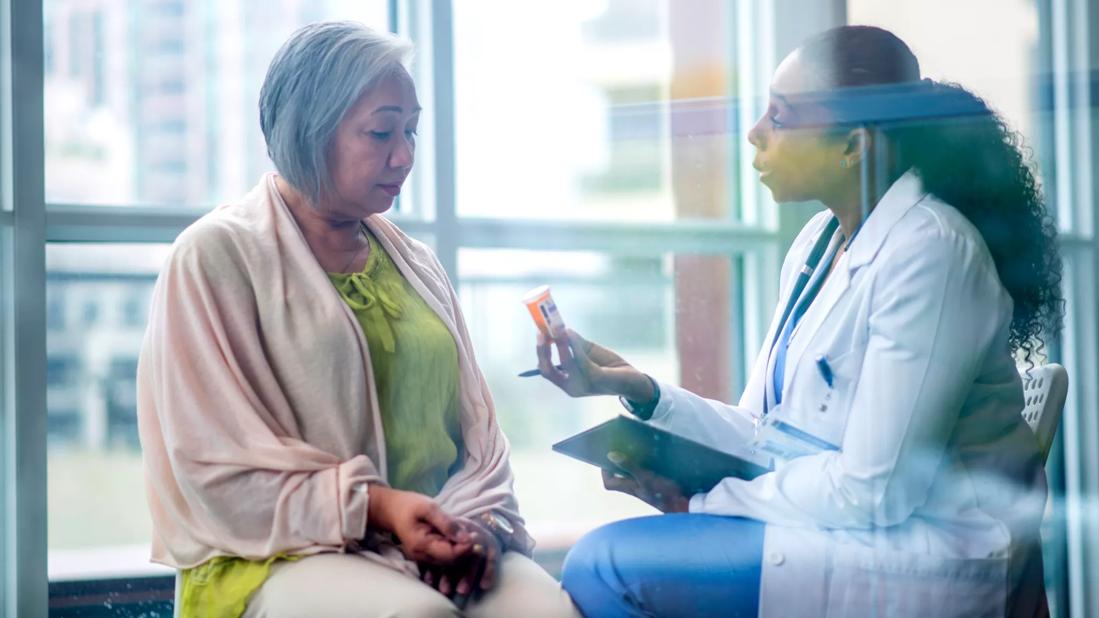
[522,285,567,339]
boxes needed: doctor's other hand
[601,452,689,514]
[535,329,655,402]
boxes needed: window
[38,0,396,587]
[3,1,1099,615]
[459,248,747,540]
[43,0,391,207]
[45,244,169,578]
[453,0,740,223]
[846,0,1041,149]
[847,2,1092,615]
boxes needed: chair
[1019,363,1069,463]
[1010,363,1068,618]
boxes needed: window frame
[4,0,48,614]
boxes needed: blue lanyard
[763,216,869,414]
[771,241,839,408]
[763,217,839,415]
[769,218,839,355]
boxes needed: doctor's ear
[840,127,872,169]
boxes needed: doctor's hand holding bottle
[535,329,690,513]
[535,329,654,404]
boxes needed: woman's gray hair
[259,21,413,206]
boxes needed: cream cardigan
[137,174,531,572]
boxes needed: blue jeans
[561,514,764,618]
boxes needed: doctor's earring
[839,159,849,169]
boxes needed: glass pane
[46,243,171,580]
[459,247,743,550]
[846,1,1040,146]
[44,1,390,207]
[453,0,739,222]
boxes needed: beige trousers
[242,552,581,618]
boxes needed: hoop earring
[839,160,849,169]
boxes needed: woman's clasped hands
[367,485,502,606]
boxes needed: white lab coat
[646,172,1047,617]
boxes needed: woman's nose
[390,135,415,169]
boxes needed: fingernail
[607,451,626,465]
[473,543,485,555]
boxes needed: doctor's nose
[748,116,767,149]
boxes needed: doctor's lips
[752,160,772,178]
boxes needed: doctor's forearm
[603,367,655,404]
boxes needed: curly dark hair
[894,83,1063,361]
[801,26,1064,361]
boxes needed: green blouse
[327,230,463,495]
[178,230,463,617]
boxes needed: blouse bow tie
[334,273,404,353]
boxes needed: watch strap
[619,374,660,420]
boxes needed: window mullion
[5,0,47,614]
[448,218,780,256]
[428,0,457,281]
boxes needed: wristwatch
[478,511,515,549]
[619,374,661,420]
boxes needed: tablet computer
[551,415,771,495]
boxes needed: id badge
[751,410,840,462]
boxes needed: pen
[518,365,563,377]
[815,355,834,388]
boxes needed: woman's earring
[839,159,849,169]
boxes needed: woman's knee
[245,554,459,618]
[251,579,457,618]
[467,553,580,618]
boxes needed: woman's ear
[842,126,872,168]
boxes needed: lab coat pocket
[826,546,1008,618]
[783,344,865,448]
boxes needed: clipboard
[551,415,771,495]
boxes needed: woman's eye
[769,114,784,128]
[369,130,392,140]
[405,128,418,138]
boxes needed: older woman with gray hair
[136,21,577,617]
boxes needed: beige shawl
[137,174,532,571]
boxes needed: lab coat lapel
[780,171,928,403]
[781,249,851,397]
